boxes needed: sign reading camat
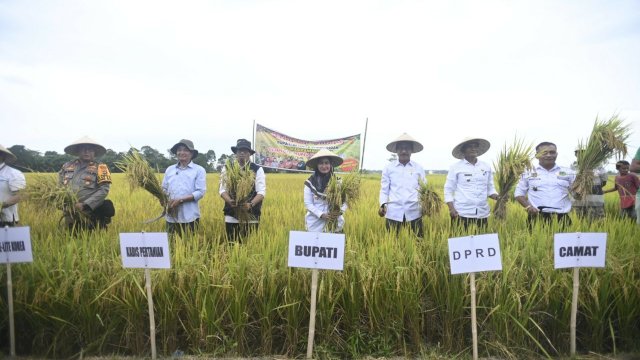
[448,233,502,275]
[120,232,171,269]
[1,226,33,264]
[554,232,606,269]
[288,231,345,271]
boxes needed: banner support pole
[359,117,368,173]
[470,272,478,360]
[306,269,319,359]
[570,267,579,356]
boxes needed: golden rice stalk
[25,174,80,217]
[493,138,534,220]
[222,159,257,223]
[116,148,170,211]
[324,171,362,233]
[419,178,442,217]
[573,115,631,200]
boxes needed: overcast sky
[1,0,639,171]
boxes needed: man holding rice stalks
[570,146,608,219]
[220,139,266,242]
[0,144,26,227]
[444,137,498,230]
[603,160,639,221]
[162,139,207,236]
[304,149,347,233]
[379,133,426,238]
[514,142,575,228]
[59,136,114,232]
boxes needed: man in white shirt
[0,145,26,227]
[515,142,575,228]
[444,138,498,230]
[378,133,426,238]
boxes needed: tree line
[5,145,228,173]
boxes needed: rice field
[1,173,639,359]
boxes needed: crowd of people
[1,135,639,241]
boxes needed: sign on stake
[288,231,345,359]
[554,232,606,356]
[448,233,503,360]
[1,226,33,357]
[120,232,171,359]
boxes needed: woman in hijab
[304,149,346,232]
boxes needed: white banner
[120,232,171,269]
[448,233,502,275]
[554,232,607,269]
[288,231,345,271]
[0,226,33,264]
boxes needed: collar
[394,160,414,167]
[176,161,193,169]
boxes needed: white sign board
[120,232,171,269]
[554,232,606,269]
[0,226,33,264]
[288,231,345,271]
[448,233,502,275]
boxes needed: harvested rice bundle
[26,174,81,218]
[419,178,442,217]
[573,115,630,200]
[222,159,257,223]
[324,172,361,233]
[116,148,169,208]
[493,138,534,220]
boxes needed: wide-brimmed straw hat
[170,139,199,159]
[0,144,17,163]
[451,137,490,159]
[306,148,343,169]
[231,139,256,155]
[64,136,107,157]
[386,133,423,153]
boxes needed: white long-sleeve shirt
[379,160,426,222]
[304,185,347,232]
[444,159,497,218]
[514,164,575,214]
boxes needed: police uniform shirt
[219,165,266,224]
[0,162,26,223]
[444,159,497,218]
[162,161,207,223]
[379,160,426,222]
[59,159,111,210]
[514,164,575,214]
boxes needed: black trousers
[451,216,488,231]
[527,212,571,229]
[167,219,199,237]
[225,222,259,243]
[0,221,18,227]
[385,216,424,238]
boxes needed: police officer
[59,136,114,232]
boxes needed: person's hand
[378,204,386,217]
[74,202,85,211]
[327,211,340,222]
[242,202,252,210]
[448,208,459,219]
[525,205,539,214]
[227,199,237,207]
[168,198,184,209]
[489,194,499,201]
[320,213,329,220]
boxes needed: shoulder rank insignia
[97,164,112,184]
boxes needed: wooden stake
[145,268,157,360]
[470,272,478,360]
[7,262,16,357]
[306,269,319,359]
[570,267,579,356]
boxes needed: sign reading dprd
[448,233,502,275]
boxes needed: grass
[0,173,638,359]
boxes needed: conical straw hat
[386,133,423,153]
[306,148,343,169]
[64,136,107,157]
[0,144,17,163]
[451,137,490,159]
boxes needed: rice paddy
[1,173,638,359]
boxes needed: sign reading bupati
[120,232,171,269]
[288,231,345,271]
[254,123,361,172]
[554,232,606,269]
[448,233,502,275]
[0,226,33,264]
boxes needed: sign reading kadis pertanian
[254,123,361,172]
[1,226,33,264]
[288,231,345,271]
[120,232,171,269]
[448,233,503,275]
[554,232,607,269]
